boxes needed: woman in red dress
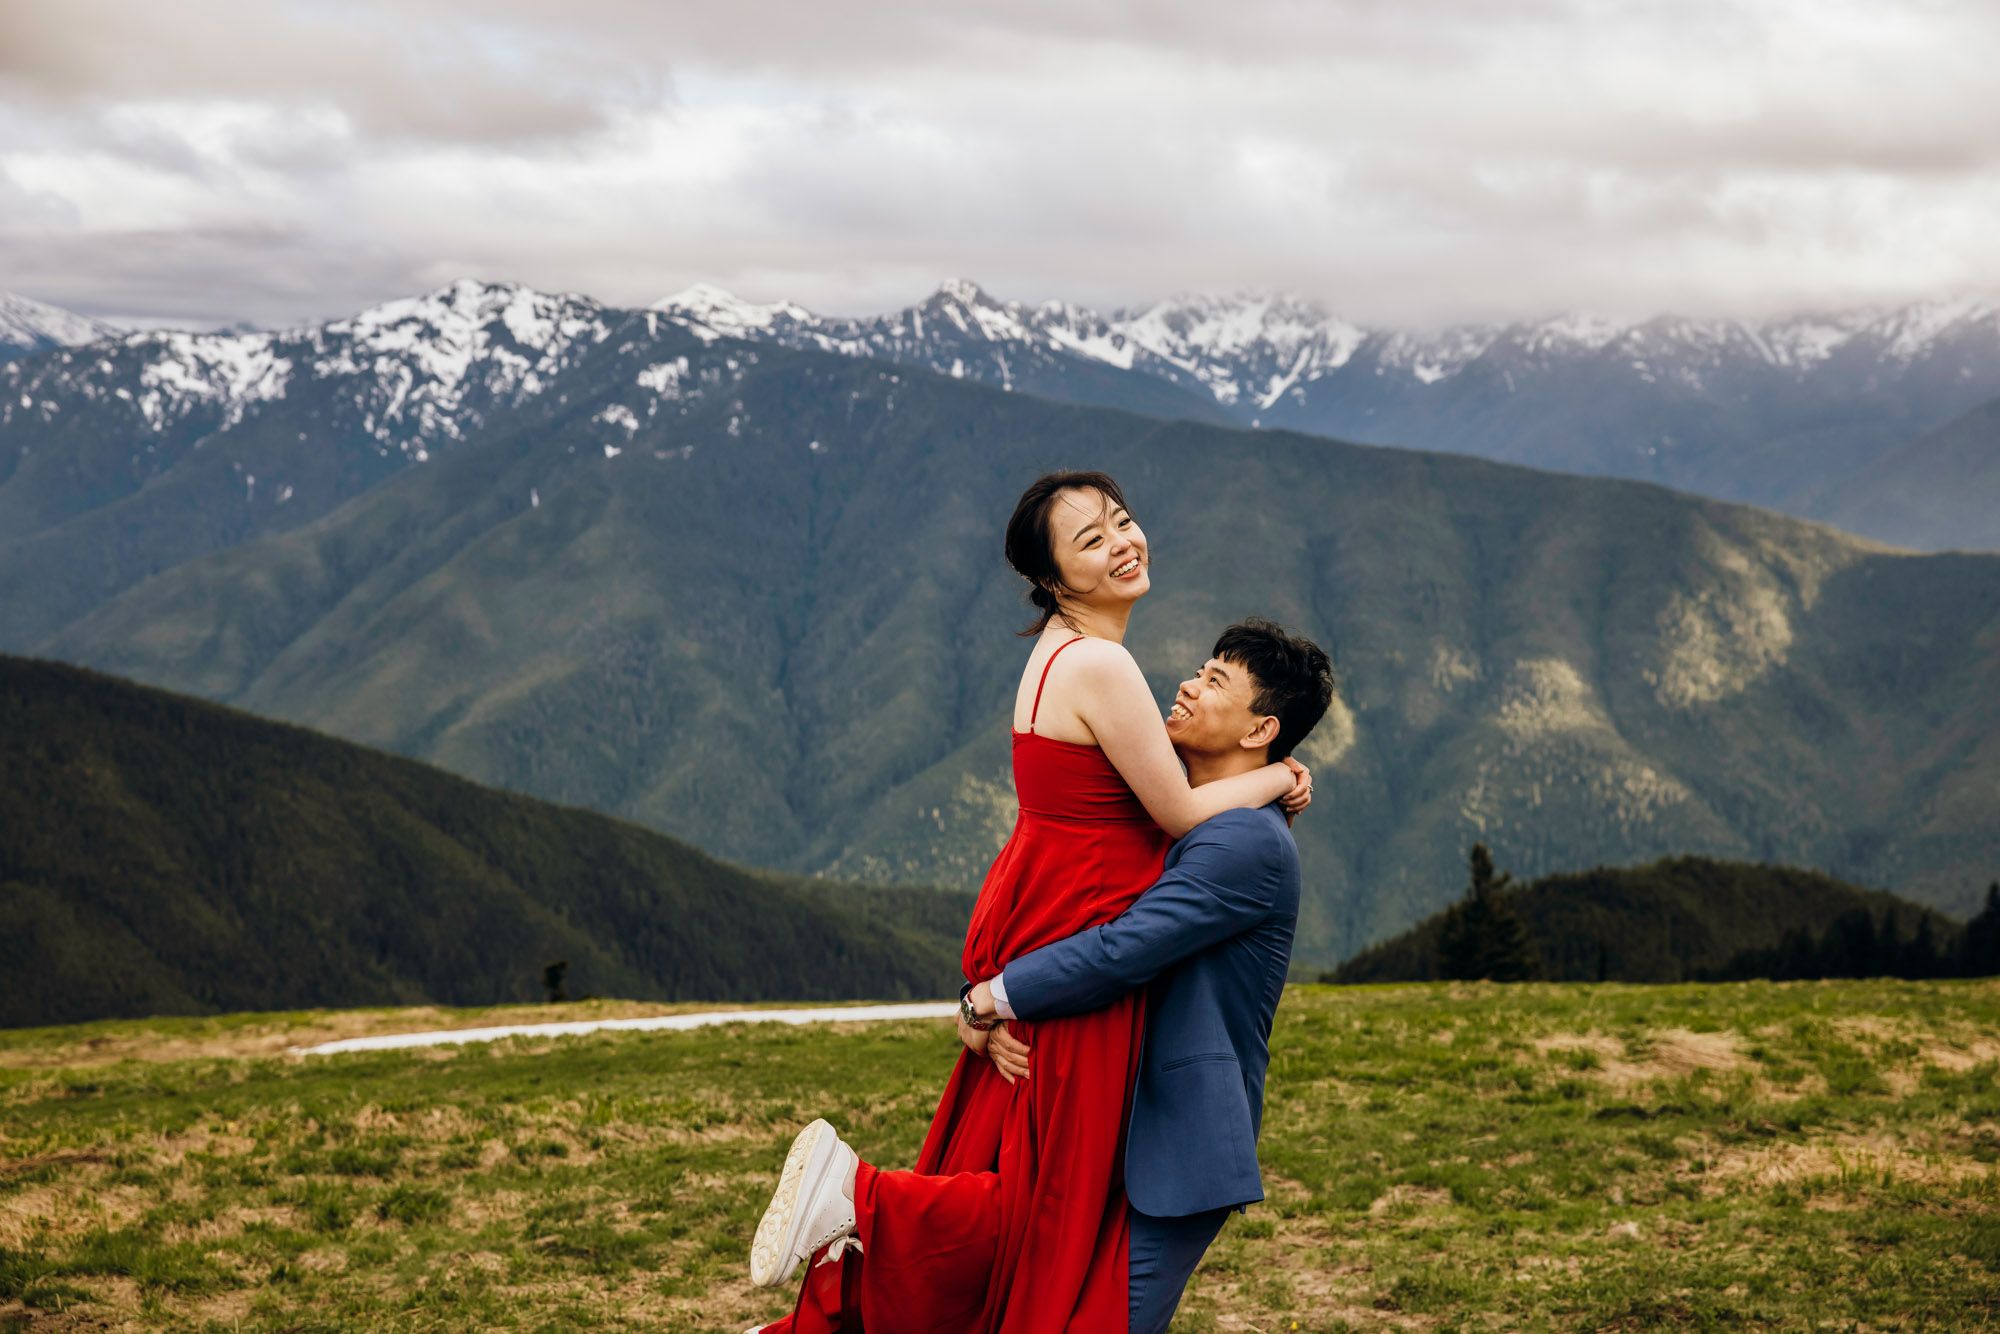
[749,471,1310,1334]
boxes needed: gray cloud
[3,0,1998,328]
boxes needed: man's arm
[989,812,1284,1024]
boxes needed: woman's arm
[1070,645,1298,838]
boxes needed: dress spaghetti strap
[1028,636,1086,734]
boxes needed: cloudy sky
[2,0,1997,329]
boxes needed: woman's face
[1047,487,1150,612]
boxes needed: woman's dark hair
[1211,618,1336,762]
[1003,470,1134,636]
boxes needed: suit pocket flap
[1159,1051,1237,1072]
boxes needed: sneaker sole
[750,1119,837,1288]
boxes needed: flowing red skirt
[767,733,1172,1334]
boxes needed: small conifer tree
[1962,883,2000,978]
[543,959,570,1003]
[1903,914,1940,980]
[1437,843,1543,982]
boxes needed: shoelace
[816,1235,864,1267]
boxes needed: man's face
[1165,656,1277,758]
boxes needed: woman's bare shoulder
[1054,636,1141,677]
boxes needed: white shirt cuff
[989,972,1018,1021]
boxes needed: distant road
[296,1001,960,1055]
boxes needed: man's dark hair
[1003,470,1134,636]
[1212,618,1335,762]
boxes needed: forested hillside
[1813,395,2000,553]
[1330,856,1973,984]
[0,655,972,1028]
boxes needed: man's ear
[1240,714,1281,750]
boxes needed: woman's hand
[957,1014,992,1057]
[1068,642,1302,837]
[1279,757,1313,825]
[988,1023,1031,1085]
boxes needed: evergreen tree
[1437,844,1543,982]
[1962,883,2000,978]
[1824,909,1879,978]
[1901,914,1941,980]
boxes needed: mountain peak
[931,278,991,307]
[653,284,814,338]
[1871,295,2000,362]
[657,281,743,309]
[1517,312,1636,354]
[341,278,592,327]
[0,293,122,357]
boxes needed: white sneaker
[749,1118,858,1288]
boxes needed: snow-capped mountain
[655,279,1360,414]
[6,274,1997,569]
[0,280,673,650]
[1,279,615,467]
[655,278,1232,423]
[0,293,122,362]
[657,280,2000,425]
[653,281,2000,541]
[1108,292,1366,412]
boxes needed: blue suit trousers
[1129,1205,1232,1334]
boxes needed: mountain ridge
[1811,395,2000,553]
[650,280,2000,548]
[0,280,632,649]
[0,293,121,363]
[10,276,1997,553]
[0,651,974,1029]
[657,281,2000,409]
[31,323,2000,963]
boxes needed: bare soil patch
[1370,1184,1454,1215]
[1704,1132,1992,1192]
[1537,1028,1745,1087]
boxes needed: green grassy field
[3,980,1997,1333]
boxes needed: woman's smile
[1110,555,1143,579]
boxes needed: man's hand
[957,1014,992,1057]
[988,1023,1031,1085]
[967,979,998,1022]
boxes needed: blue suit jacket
[1000,803,1299,1217]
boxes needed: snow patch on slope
[654,284,816,340]
[1113,293,1366,407]
[135,333,292,430]
[308,280,611,447]
[0,293,122,356]
[5,279,614,458]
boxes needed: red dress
[770,637,1174,1333]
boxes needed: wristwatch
[959,992,995,1032]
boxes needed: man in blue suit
[964,617,1333,1334]
[744,619,1333,1334]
